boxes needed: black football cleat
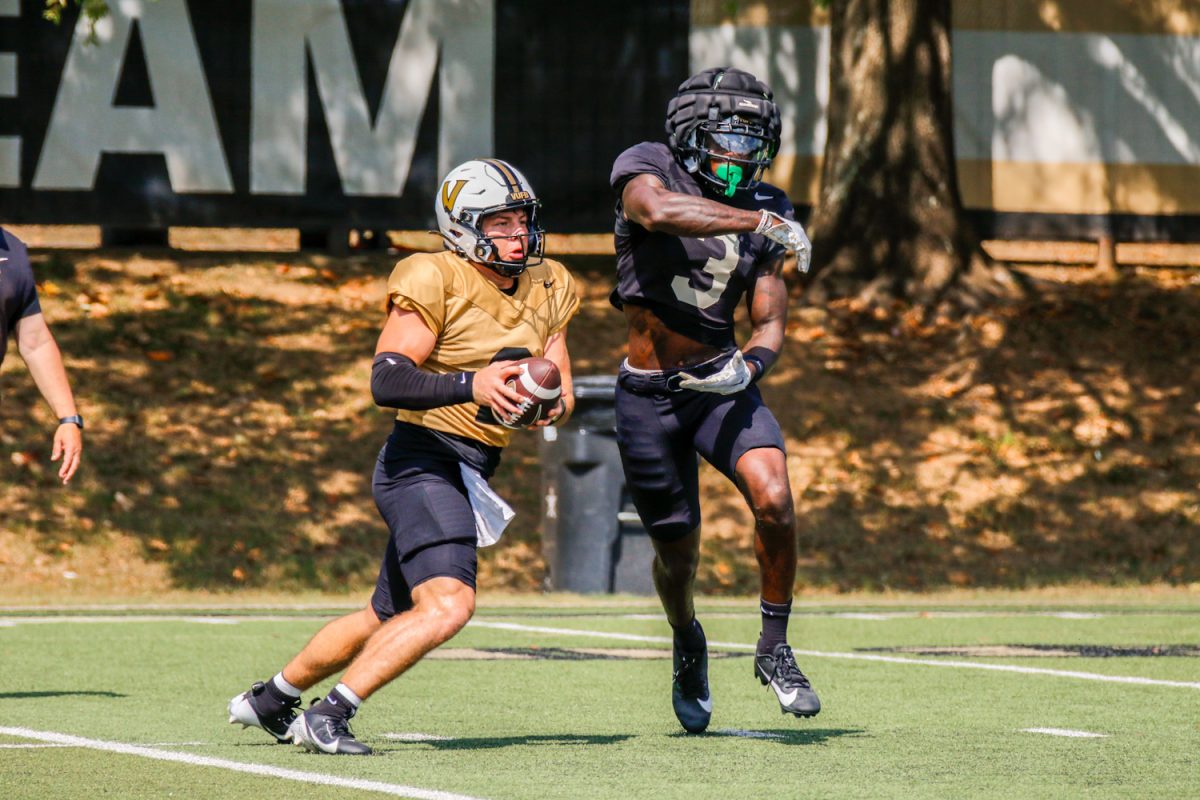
[227,681,300,743]
[288,708,372,755]
[755,643,821,717]
[671,624,713,734]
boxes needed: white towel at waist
[459,464,515,548]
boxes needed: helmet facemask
[690,117,776,197]
[451,200,545,278]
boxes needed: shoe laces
[324,714,356,739]
[773,645,812,689]
[673,653,707,697]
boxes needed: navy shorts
[615,356,786,542]
[369,446,478,622]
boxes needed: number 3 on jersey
[671,234,740,310]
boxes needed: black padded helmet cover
[665,67,782,158]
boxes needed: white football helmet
[434,158,545,277]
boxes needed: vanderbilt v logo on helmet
[665,67,782,196]
[433,159,546,278]
[440,179,467,214]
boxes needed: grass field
[1,595,1197,799]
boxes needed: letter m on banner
[251,0,494,196]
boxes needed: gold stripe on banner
[958,159,1200,214]
[693,1,1200,35]
[953,0,1200,36]
[756,157,1200,215]
[691,0,828,28]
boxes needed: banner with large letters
[0,0,688,232]
[2,0,1197,238]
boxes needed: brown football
[499,357,562,429]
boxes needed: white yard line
[2,609,1197,625]
[712,729,785,740]
[382,733,455,742]
[0,615,333,625]
[0,740,206,749]
[0,603,361,613]
[0,727,488,800]
[1022,728,1108,738]
[470,621,1200,691]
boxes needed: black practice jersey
[0,229,42,365]
[610,142,794,347]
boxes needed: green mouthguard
[714,163,743,197]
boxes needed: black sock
[671,616,705,651]
[260,680,298,714]
[308,685,357,721]
[758,598,792,655]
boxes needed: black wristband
[59,415,84,430]
[371,353,474,410]
[743,353,767,384]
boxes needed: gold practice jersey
[386,250,580,448]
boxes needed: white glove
[676,350,752,395]
[756,210,812,274]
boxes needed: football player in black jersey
[610,67,818,733]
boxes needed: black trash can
[540,375,656,594]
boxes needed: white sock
[271,672,302,699]
[333,682,363,709]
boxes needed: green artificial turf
[1,601,1197,799]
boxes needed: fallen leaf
[947,570,972,586]
[146,350,175,362]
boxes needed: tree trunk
[806,0,1022,311]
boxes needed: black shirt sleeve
[610,142,674,197]
[0,229,42,346]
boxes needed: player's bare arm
[622,175,810,267]
[741,254,789,380]
[621,173,760,236]
[14,311,82,484]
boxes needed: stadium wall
[1,0,1198,238]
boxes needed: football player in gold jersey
[229,159,579,754]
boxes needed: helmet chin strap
[473,240,526,278]
[484,260,525,278]
[713,162,744,197]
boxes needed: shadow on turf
[0,690,127,699]
[673,728,865,745]
[387,734,633,751]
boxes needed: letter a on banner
[33,0,232,192]
[251,0,495,196]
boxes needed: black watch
[59,415,84,430]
